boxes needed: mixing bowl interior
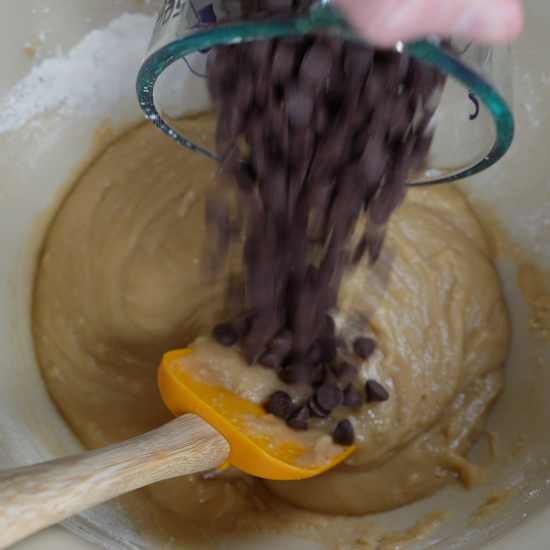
[1,1,549,549]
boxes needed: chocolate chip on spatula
[267,391,293,419]
[308,394,330,418]
[353,337,376,360]
[212,322,239,346]
[343,383,362,407]
[315,383,343,412]
[366,380,389,402]
[331,419,355,446]
[286,405,310,430]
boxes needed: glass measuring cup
[136,0,514,185]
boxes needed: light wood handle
[0,414,230,549]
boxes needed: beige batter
[33,121,510,547]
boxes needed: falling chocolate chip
[366,380,389,402]
[271,42,297,83]
[267,391,293,419]
[206,22,445,399]
[343,383,363,408]
[285,84,314,129]
[259,350,283,371]
[353,337,376,360]
[270,329,294,355]
[279,362,310,384]
[212,322,239,346]
[233,309,257,339]
[305,342,323,364]
[308,394,330,418]
[261,0,293,13]
[331,419,355,446]
[315,383,343,412]
[320,338,337,362]
[286,405,310,430]
[309,363,327,386]
[324,314,336,336]
[299,42,333,94]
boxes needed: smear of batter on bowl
[33,117,510,549]
[470,485,515,525]
[517,264,550,339]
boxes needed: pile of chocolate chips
[204,3,445,445]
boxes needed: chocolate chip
[235,164,257,195]
[323,314,336,336]
[344,43,373,84]
[248,39,272,69]
[244,310,282,365]
[313,105,330,136]
[233,309,257,339]
[305,342,323,364]
[272,42,297,83]
[351,235,368,265]
[259,350,283,371]
[315,383,343,412]
[308,394,330,418]
[261,0,292,12]
[325,287,338,309]
[343,384,363,408]
[285,84,314,129]
[286,405,310,430]
[267,391,293,418]
[299,42,333,94]
[320,338,337,362]
[337,362,358,384]
[366,380,389,402]
[353,337,376,360]
[331,419,355,446]
[212,322,239,346]
[270,329,294,355]
[309,362,327,386]
[279,362,310,384]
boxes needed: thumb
[335,0,524,47]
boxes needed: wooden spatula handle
[0,414,229,549]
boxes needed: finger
[335,0,524,47]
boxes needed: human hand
[335,0,524,46]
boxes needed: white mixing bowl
[1,1,549,549]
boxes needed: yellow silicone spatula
[0,348,353,549]
[159,348,355,480]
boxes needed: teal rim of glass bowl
[136,3,514,186]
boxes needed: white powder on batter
[0,12,156,134]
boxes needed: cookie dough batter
[33,121,509,543]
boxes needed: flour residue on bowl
[0,12,156,135]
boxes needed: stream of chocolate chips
[205,5,445,445]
